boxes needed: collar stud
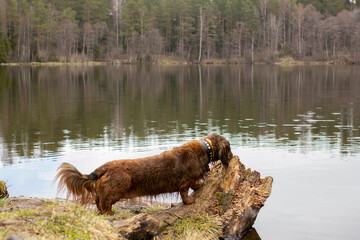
[200,138,214,161]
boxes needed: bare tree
[269,14,280,55]
[82,22,95,60]
[292,4,305,58]
[198,6,204,63]
[259,0,270,45]
[350,9,360,59]
[112,0,123,49]
[230,22,244,58]
[203,3,217,61]
[56,10,78,62]
[17,14,32,62]
[278,0,291,51]
[336,10,353,55]
[303,4,322,59]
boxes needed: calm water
[0,65,359,239]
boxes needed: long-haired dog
[55,134,233,214]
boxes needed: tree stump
[112,156,273,239]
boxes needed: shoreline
[0,195,239,239]
[1,56,359,67]
[0,61,107,66]
[0,195,172,239]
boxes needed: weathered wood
[112,156,273,239]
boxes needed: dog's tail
[55,162,98,205]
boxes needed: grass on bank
[0,200,118,240]
[0,197,222,240]
[0,198,9,207]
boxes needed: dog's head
[208,135,233,167]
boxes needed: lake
[0,64,359,240]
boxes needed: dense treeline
[0,0,359,63]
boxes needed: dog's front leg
[180,185,195,204]
[190,180,203,191]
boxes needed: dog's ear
[218,140,232,167]
[227,150,233,161]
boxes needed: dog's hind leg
[104,198,113,215]
[97,195,106,215]
[96,195,113,215]
[95,181,108,214]
[95,196,102,214]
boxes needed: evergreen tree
[0,37,7,63]
[240,0,260,62]
[121,0,140,55]
[84,0,110,24]
[177,0,194,60]
[326,0,348,15]
[204,1,218,59]
[269,0,280,15]
[240,0,260,34]
[32,0,51,61]
[304,0,349,15]
[3,0,19,54]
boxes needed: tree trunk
[198,7,203,63]
[251,33,254,63]
[115,0,122,49]
[239,30,242,58]
[112,156,273,239]
[180,14,184,60]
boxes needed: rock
[6,196,48,209]
[6,233,25,240]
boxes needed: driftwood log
[112,156,273,239]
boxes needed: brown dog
[55,134,233,214]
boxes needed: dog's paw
[183,196,195,205]
[191,181,203,191]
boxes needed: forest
[0,0,360,63]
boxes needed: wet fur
[55,134,233,214]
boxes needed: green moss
[161,60,170,65]
[157,214,221,240]
[108,207,135,220]
[0,181,8,199]
[0,209,40,220]
[215,191,235,213]
[143,205,168,213]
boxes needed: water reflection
[0,65,359,165]
[242,228,261,240]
